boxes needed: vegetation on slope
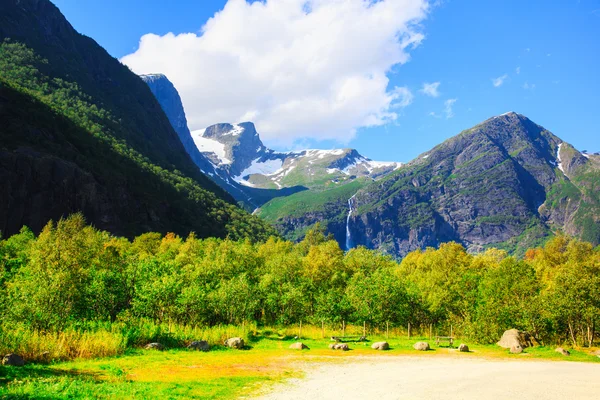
[258,179,367,242]
[0,40,275,240]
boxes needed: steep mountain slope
[0,0,275,240]
[193,122,400,191]
[266,112,600,256]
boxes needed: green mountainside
[0,0,275,240]
[263,112,600,256]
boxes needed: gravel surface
[256,356,600,400]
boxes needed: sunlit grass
[2,325,600,399]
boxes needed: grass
[2,325,600,399]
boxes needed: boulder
[289,342,309,350]
[555,347,570,356]
[510,345,523,354]
[188,340,210,352]
[497,329,537,349]
[371,342,390,351]
[224,337,245,349]
[2,354,25,366]
[145,343,164,351]
[458,344,469,352]
[413,342,430,351]
[330,343,349,351]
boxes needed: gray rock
[330,343,349,351]
[289,342,309,350]
[224,337,245,349]
[413,342,430,351]
[510,345,523,354]
[371,341,390,350]
[458,343,469,352]
[2,354,25,366]
[145,343,164,351]
[188,340,210,352]
[555,347,570,356]
[498,329,537,349]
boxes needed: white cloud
[444,98,457,119]
[420,81,440,97]
[121,0,429,146]
[492,74,508,87]
[523,82,536,90]
[515,66,520,74]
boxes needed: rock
[330,343,349,351]
[224,337,245,349]
[145,343,164,351]
[555,347,570,356]
[413,342,430,351]
[458,344,469,352]
[2,354,25,366]
[371,342,390,351]
[497,329,537,349]
[510,345,523,354]
[188,340,210,352]
[289,342,309,350]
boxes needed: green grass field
[2,326,600,399]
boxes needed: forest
[1,214,599,362]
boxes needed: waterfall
[345,194,356,251]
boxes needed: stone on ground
[510,344,523,354]
[555,347,570,356]
[413,342,430,351]
[188,340,210,352]
[458,343,469,352]
[371,341,390,350]
[145,343,164,350]
[497,329,537,349]
[289,342,309,350]
[2,354,24,366]
[330,343,349,351]
[225,337,245,349]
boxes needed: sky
[53,0,600,163]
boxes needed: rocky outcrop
[346,112,600,257]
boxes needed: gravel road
[256,356,600,400]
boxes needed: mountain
[0,0,275,240]
[190,122,400,204]
[263,112,600,256]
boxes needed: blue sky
[53,0,599,162]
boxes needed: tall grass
[0,320,259,363]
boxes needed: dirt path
[255,356,600,399]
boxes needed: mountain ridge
[258,112,600,256]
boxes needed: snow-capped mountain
[191,122,401,191]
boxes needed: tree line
[1,214,599,346]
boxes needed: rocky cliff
[262,112,600,256]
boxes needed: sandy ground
[255,355,600,400]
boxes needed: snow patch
[557,143,565,174]
[191,129,231,164]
